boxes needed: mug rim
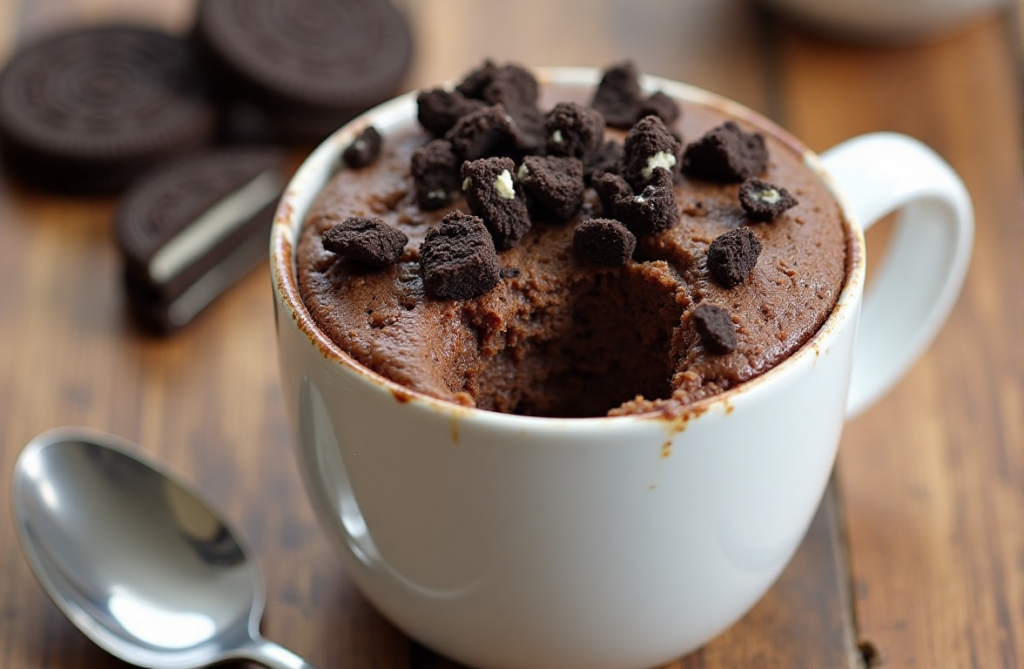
[271,66,867,427]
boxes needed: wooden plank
[0,1,857,668]
[773,13,1024,669]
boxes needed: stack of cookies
[0,0,413,333]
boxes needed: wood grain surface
[0,2,1019,668]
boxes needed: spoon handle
[238,636,320,669]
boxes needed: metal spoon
[11,427,318,669]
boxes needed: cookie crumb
[584,139,624,184]
[342,126,382,168]
[682,121,768,182]
[591,61,642,128]
[639,91,680,126]
[739,178,798,221]
[622,115,681,190]
[707,227,762,287]
[417,88,488,137]
[322,216,408,268]
[545,102,605,160]
[613,168,679,235]
[461,156,531,248]
[518,155,585,220]
[410,139,461,210]
[691,303,737,354]
[445,105,516,160]
[573,218,636,266]
[419,211,501,299]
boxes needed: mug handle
[819,132,973,418]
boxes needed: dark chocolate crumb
[573,218,636,266]
[612,168,679,235]
[691,303,737,354]
[410,139,461,210]
[479,63,539,111]
[322,216,407,268]
[584,140,624,184]
[445,105,516,161]
[739,178,798,221]
[417,88,488,137]
[639,91,681,126]
[545,102,605,160]
[461,156,531,249]
[500,266,521,278]
[593,172,633,217]
[342,126,382,168]
[455,60,500,99]
[591,61,642,128]
[518,155,585,221]
[419,211,501,300]
[682,121,769,183]
[622,115,682,191]
[707,227,762,287]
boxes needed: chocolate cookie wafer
[0,25,216,194]
[115,148,286,333]
[193,0,413,143]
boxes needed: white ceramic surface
[270,68,972,669]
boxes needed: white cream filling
[758,188,782,204]
[148,169,283,284]
[493,169,516,200]
[640,150,677,180]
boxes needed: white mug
[270,68,972,669]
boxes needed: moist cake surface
[296,66,847,418]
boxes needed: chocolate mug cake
[296,61,847,418]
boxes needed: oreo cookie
[115,148,286,333]
[0,25,216,194]
[193,0,413,143]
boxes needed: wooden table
[0,1,1020,667]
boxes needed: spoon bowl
[11,427,316,669]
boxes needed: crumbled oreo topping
[419,211,501,300]
[609,168,679,236]
[461,156,531,248]
[545,102,605,160]
[457,61,545,155]
[445,105,518,161]
[322,216,407,268]
[707,227,762,287]
[622,115,681,190]
[411,139,461,210]
[682,121,768,183]
[739,178,798,221]
[573,218,636,266]
[417,88,488,137]
[591,61,643,128]
[639,91,680,126]
[342,126,382,168]
[518,155,585,221]
[691,303,737,354]
[584,139,624,184]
